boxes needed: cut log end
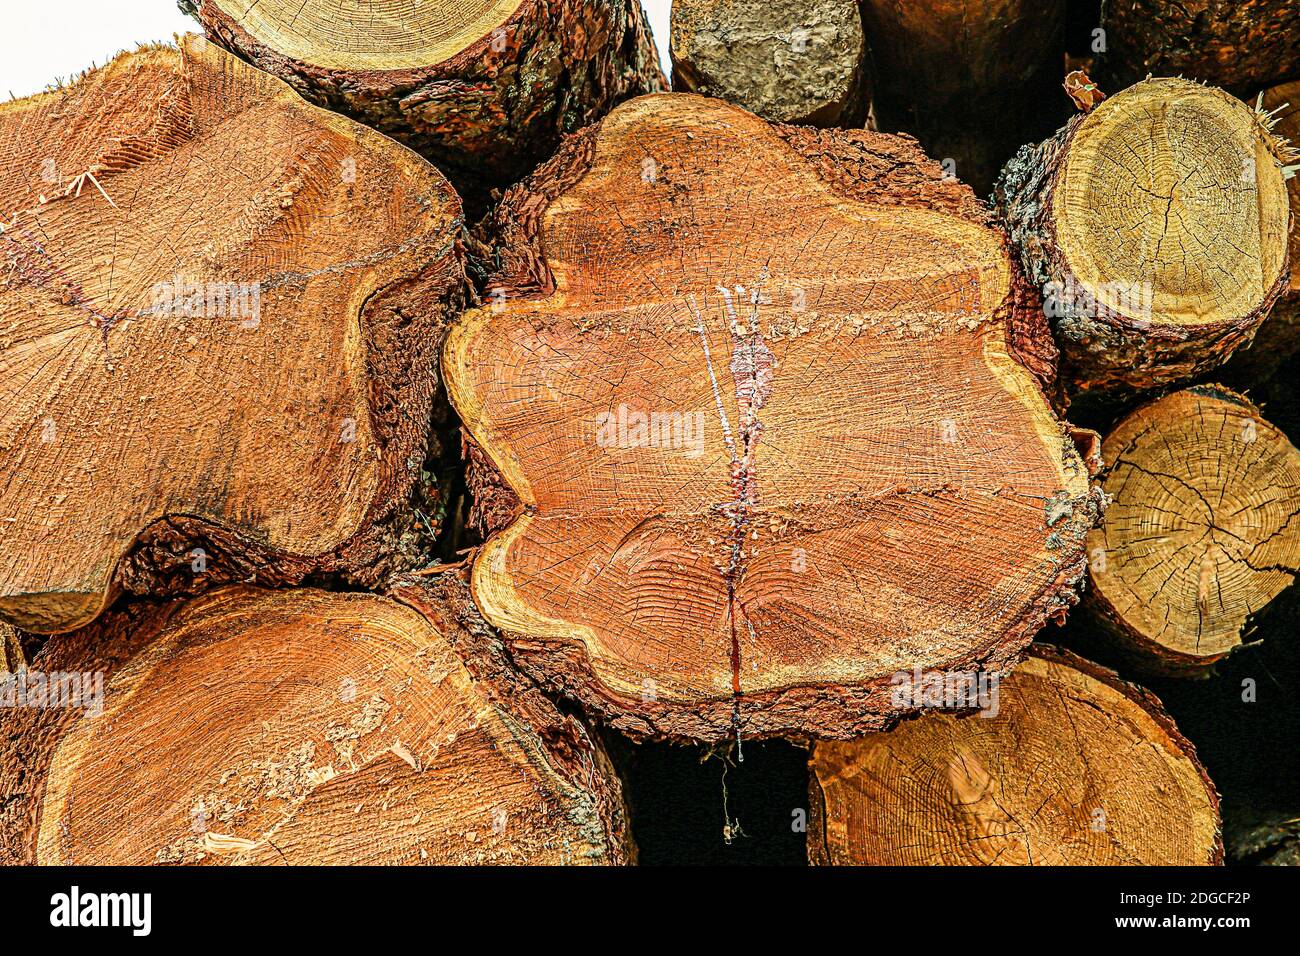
[809,646,1223,865]
[1087,386,1300,676]
[0,583,630,865]
[1057,81,1289,328]
[670,0,870,127]
[0,37,464,634]
[449,93,1101,742]
[193,0,666,205]
[201,0,526,72]
[997,77,1291,395]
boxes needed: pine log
[0,38,464,635]
[1098,0,1300,97]
[1221,80,1300,385]
[446,93,1104,743]
[996,77,1292,396]
[187,0,666,210]
[670,0,870,127]
[1086,386,1300,676]
[808,645,1223,865]
[859,0,1068,195]
[0,578,631,865]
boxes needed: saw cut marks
[809,647,1222,865]
[0,37,464,633]
[997,77,1291,394]
[202,0,528,71]
[1087,386,1300,675]
[446,94,1100,741]
[0,584,630,865]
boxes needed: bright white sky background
[0,0,674,100]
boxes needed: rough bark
[1086,386,1300,677]
[859,0,1069,196]
[670,0,871,128]
[808,645,1223,865]
[0,38,465,635]
[0,623,25,675]
[188,0,666,212]
[995,77,1292,397]
[1098,0,1300,97]
[446,93,1104,743]
[0,578,632,865]
[1220,80,1300,386]
[1226,808,1300,865]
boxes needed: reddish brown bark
[449,93,1101,742]
[190,0,666,211]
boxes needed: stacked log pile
[2,0,1299,866]
[453,92,1100,742]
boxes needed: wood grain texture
[1099,0,1300,97]
[670,0,870,127]
[1087,386,1300,676]
[0,578,631,865]
[0,37,465,634]
[447,93,1103,742]
[809,645,1223,865]
[996,77,1291,396]
[860,0,1069,195]
[190,0,666,210]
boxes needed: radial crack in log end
[1086,385,1300,677]
[446,93,1103,742]
[0,37,466,634]
[0,582,631,865]
[189,0,666,212]
[808,645,1223,865]
[996,77,1292,397]
[670,0,871,128]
